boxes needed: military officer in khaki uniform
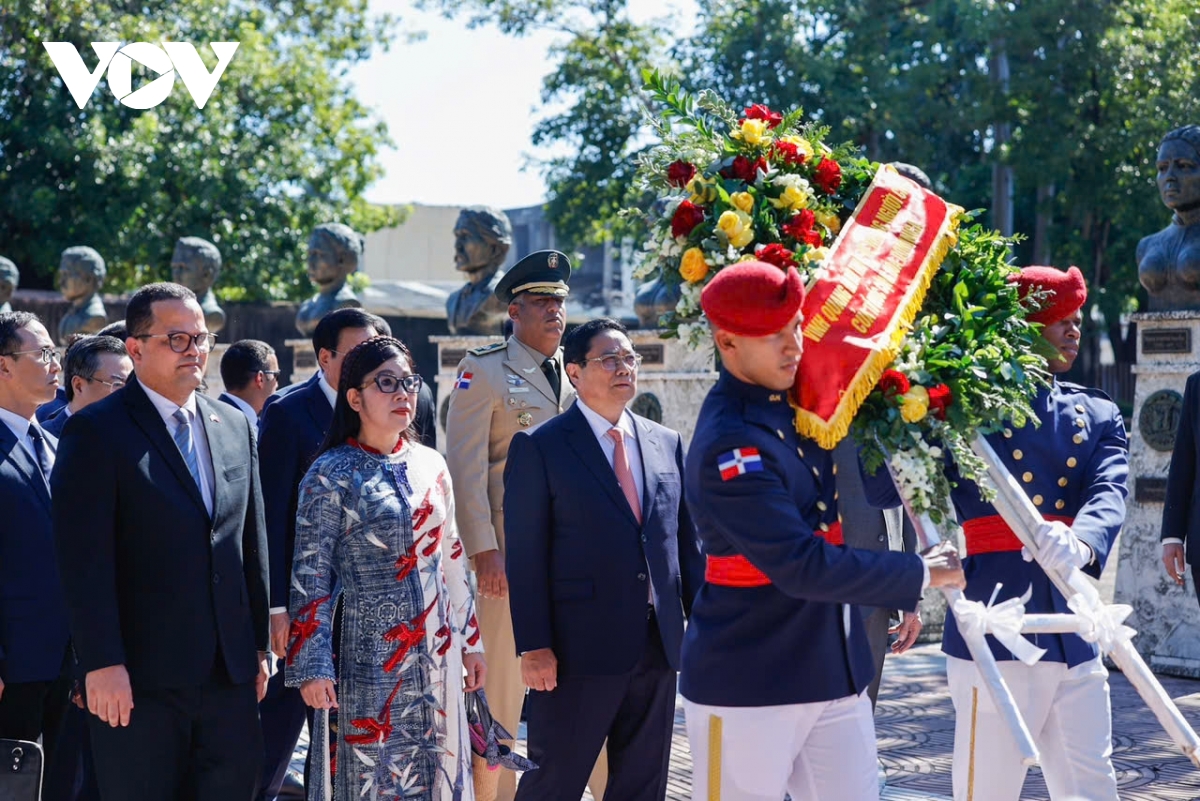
[445,250,607,800]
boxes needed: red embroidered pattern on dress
[382,597,437,674]
[287,594,332,665]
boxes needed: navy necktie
[27,425,53,487]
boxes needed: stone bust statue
[1138,124,1200,310]
[445,206,512,335]
[295,222,364,336]
[0,256,18,314]
[57,246,109,344]
[171,236,225,334]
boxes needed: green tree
[0,0,403,301]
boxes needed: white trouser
[946,655,1118,801]
[683,692,879,801]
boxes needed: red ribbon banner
[792,164,962,449]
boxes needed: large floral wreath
[632,70,1049,524]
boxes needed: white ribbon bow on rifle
[953,584,1047,666]
[1065,573,1137,654]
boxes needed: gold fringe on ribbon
[794,178,962,450]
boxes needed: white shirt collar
[141,382,197,425]
[575,397,635,442]
[318,371,337,408]
[0,404,34,441]
[223,392,258,425]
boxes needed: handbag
[0,739,42,801]
[464,688,537,801]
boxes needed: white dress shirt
[223,392,258,428]
[574,398,644,507]
[318,371,337,407]
[141,385,215,517]
[0,405,56,474]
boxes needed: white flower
[772,172,813,193]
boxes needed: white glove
[1021,520,1091,576]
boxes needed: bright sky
[351,0,693,210]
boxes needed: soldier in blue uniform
[681,261,966,801]
[865,265,1128,801]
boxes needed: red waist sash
[962,515,1074,555]
[705,522,844,587]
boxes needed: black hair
[310,308,388,355]
[317,336,416,456]
[125,283,197,337]
[97,319,128,340]
[63,335,127,401]
[0,311,41,357]
[220,339,275,391]
[562,317,629,365]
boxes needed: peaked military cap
[494,250,572,304]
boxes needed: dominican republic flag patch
[455,372,473,390]
[718,447,763,480]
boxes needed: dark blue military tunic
[864,380,1128,667]
[680,369,926,707]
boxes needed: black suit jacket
[504,405,704,676]
[257,379,331,610]
[52,376,269,688]
[1164,370,1200,563]
[41,407,69,439]
[0,424,69,684]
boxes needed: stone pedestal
[199,343,230,397]
[1114,310,1199,676]
[429,331,719,454]
[286,339,319,385]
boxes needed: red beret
[701,261,806,337]
[1010,265,1087,324]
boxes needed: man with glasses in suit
[42,335,131,439]
[53,282,270,800]
[0,311,70,797]
[217,340,279,427]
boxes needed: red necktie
[607,428,642,523]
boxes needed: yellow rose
[803,246,830,264]
[779,135,815,161]
[716,210,755,249]
[815,209,842,234]
[687,175,717,204]
[770,184,811,212]
[679,247,710,283]
[737,118,770,146]
[900,385,930,423]
[730,191,755,213]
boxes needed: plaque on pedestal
[287,339,319,385]
[1115,310,1200,676]
[199,343,230,397]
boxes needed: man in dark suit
[504,318,704,801]
[217,340,279,427]
[53,283,270,800]
[254,308,384,801]
[1163,369,1200,599]
[42,335,131,439]
[0,311,71,794]
[833,439,921,707]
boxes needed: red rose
[928,383,953,419]
[744,104,784,129]
[781,209,816,241]
[720,155,769,184]
[813,158,842,194]
[671,200,705,239]
[878,369,911,398]
[772,140,806,165]
[756,243,796,269]
[667,160,697,188]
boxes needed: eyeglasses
[86,376,126,391]
[1,346,60,364]
[581,353,643,372]
[260,370,280,380]
[136,332,217,353]
[361,373,423,395]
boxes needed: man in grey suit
[833,439,921,706]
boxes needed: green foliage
[0,0,402,301]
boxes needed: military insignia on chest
[518,412,533,427]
